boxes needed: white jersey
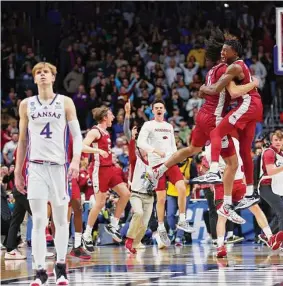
[137,120,177,167]
[27,94,69,165]
[205,137,244,180]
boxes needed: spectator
[2,131,18,166]
[249,56,267,90]
[63,64,84,94]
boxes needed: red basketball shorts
[192,110,236,158]
[92,165,124,193]
[154,164,184,191]
[214,179,246,209]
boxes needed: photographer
[123,100,155,254]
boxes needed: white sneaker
[136,243,146,249]
[155,233,166,249]
[235,196,260,210]
[157,228,171,247]
[46,252,55,259]
[0,242,6,250]
[5,249,27,260]
[191,172,222,184]
[177,220,195,233]
[217,204,246,224]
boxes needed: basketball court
[1,244,283,285]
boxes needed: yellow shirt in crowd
[167,158,192,197]
[186,49,206,68]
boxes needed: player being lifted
[143,30,258,224]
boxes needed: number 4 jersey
[27,94,70,165]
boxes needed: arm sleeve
[68,120,83,157]
[123,117,132,143]
[137,123,155,153]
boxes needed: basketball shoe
[30,269,48,286]
[217,203,246,224]
[216,245,227,258]
[54,263,69,285]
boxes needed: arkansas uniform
[191,63,236,159]
[90,126,124,193]
[137,120,183,191]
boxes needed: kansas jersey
[27,94,69,165]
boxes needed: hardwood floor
[1,244,283,285]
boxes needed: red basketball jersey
[91,126,112,167]
[201,63,230,117]
[234,60,261,101]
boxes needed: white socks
[179,213,186,223]
[226,231,233,239]
[84,225,92,238]
[110,217,119,228]
[224,195,232,205]
[217,236,225,247]
[246,185,254,197]
[262,226,272,240]
[209,162,219,174]
[158,222,165,230]
[74,232,82,248]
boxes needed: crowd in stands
[1,1,282,245]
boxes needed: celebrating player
[81,106,131,253]
[194,35,263,211]
[137,99,195,247]
[143,30,258,224]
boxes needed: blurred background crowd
[1,1,283,246]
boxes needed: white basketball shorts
[27,162,70,206]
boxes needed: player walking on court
[137,99,195,247]
[143,30,258,225]
[194,36,263,211]
[15,62,83,286]
[81,106,131,253]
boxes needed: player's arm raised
[200,64,242,95]
[82,128,108,158]
[14,99,28,194]
[65,97,83,179]
[226,77,259,99]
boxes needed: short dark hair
[224,34,243,57]
[152,99,166,108]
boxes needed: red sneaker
[125,238,137,254]
[268,231,283,250]
[216,245,227,258]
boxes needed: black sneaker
[54,263,68,285]
[190,172,222,184]
[81,234,95,253]
[30,269,48,286]
[70,246,91,260]
[225,235,245,244]
[104,224,122,242]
